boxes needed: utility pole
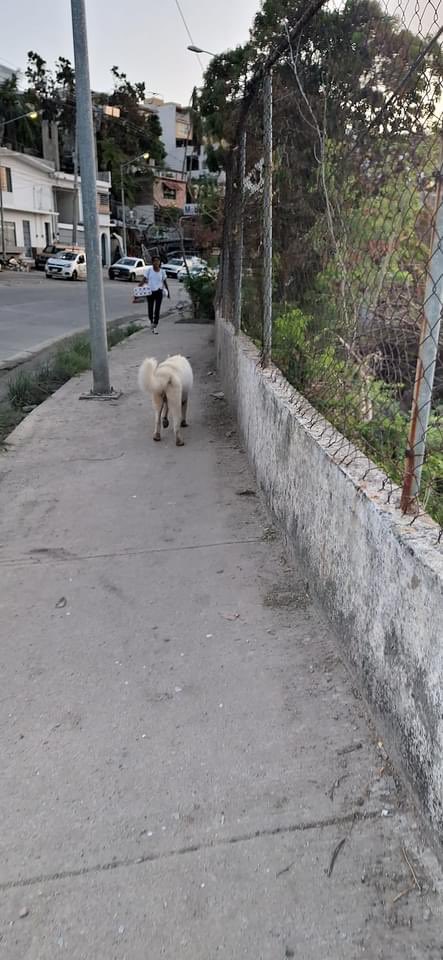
[0,166,5,258]
[72,113,79,247]
[120,164,127,256]
[70,0,111,395]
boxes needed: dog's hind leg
[162,395,169,429]
[181,392,188,428]
[167,382,185,446]
[152,395,163,441]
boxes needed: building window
[44,222,51,245]
[162,184,177,200]
[186,155,200,172]
[0,221,17,248]
[97,192,110,214]
[0,166,13,192]
[176,138,189,148]
[176,112,192,136]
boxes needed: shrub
[8,369,53,408]
[272,307,312,387]
[183,272,216,319]
[7,323,142,413]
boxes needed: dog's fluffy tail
[138,357,159,395]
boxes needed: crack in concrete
[59,453,126,463]
[0,537,263,568]
[0,808,382,892]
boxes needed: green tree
[0,74,39,152]
[198,0,443,305]
[19,53,165,205]
[23,51,76,158]
[95,66,165,204]
[199,0,443,164]
[25,51,76,133]
[198,45,253,170]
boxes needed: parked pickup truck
[108,257,147,281]
[35,243,68,271]
[45,249,87,280]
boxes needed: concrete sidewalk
[0,311,441,958]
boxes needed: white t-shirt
[144,266,166,292]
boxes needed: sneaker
[153,328,159,335]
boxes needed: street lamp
[0,109,40,258]
[120,152,150,256]
[2,109,39,126]
[187,44,216,56]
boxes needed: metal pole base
[79,388,122,401]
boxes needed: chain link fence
[218,0,443,533]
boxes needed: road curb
[0,294,193,404]
[0,313,151,401]
[0,314,142,372]
[0,308,194,448]
[0,299,190,373]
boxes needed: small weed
[8,367,61,408]
[262,525,277,542]
[52,346,90,382]
[263,585,310,609]
[108,321,141,346]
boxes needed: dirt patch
[263,582,311,609]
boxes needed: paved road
[0,271,183,361]
[0,314,441,958]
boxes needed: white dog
[138,354,193,446]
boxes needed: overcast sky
[0,0,259,104]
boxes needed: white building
[0,149,112,264]
[144,98,208,178]
[0,62,19,84]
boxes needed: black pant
[148,290,163,325]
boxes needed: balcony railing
[155,168,188,183]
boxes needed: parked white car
[108,257,146,281]
[163,256,204,278]
[163,257,192,278]
[177,260,210,282]
[46,250,87,280]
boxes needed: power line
[173,0,204,71]
[1,89,191,178]
[0,54,21,70]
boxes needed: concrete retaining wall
[216,317,443,849]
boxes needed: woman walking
[144,256,170,333]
